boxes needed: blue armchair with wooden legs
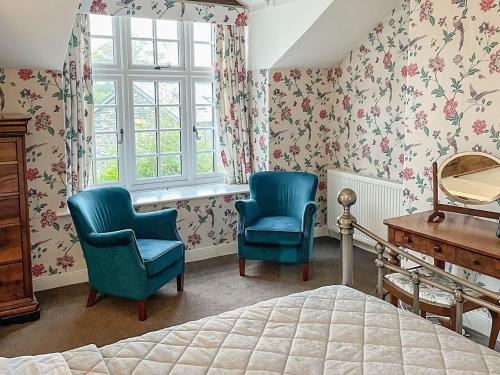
[235,171,318,281]
[68,187,185,321]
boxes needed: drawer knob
[403,235,411,244]
[433,244,442,253]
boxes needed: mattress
[2,285,499,374]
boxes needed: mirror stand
[427,162,500,223]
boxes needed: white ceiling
[248,0,399,69]
[0,0,80,70]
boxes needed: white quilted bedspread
[6,286,500,374]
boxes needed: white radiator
[327,169,404,247]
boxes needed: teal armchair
[68,187,185,321]
[236,171,318,281]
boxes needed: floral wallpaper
[0,68,79,278]
[79,0,248,26]
[136,193,248,249]
[330,0,411,181]
[248,68,334,227]
[248,69,269,172]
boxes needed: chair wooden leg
[239,258,245,277]
[488,309,499,350]
[137,300,147,321]
[177,273,184,292]
[86,288,97,307]
[302,263,309,282]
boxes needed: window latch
[118,129,124,145]
[192,126,201,141]
[154,64,171,70]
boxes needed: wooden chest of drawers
[0,114,39,323]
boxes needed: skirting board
[33,226,329,292]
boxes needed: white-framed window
[89,15,220,190]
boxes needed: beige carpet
[0,237,493,357]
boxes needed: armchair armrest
[86,229,135,247]
[302,201,318,234]
[235,199,260,226]
[133,208,181,241]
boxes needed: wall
[330,0,410,181]
[0,68,249,288]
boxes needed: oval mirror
[438,152,500,205]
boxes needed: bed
[2,285,499,374]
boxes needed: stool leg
[488,309,499,350]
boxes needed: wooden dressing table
[384,211,499,278]
[384,211,499,347]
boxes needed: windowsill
[58,183,249,218]
[131,183,249,206]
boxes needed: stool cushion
[384,266,482,307]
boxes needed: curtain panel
[63,14,94,196]
[215,25,252,184]
[78,0,247,26]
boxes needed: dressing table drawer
[456,251,500,276]
[426,240,456,262]
[393,230,427,252]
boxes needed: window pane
[160,155,181,177]
[193,23,212,42]
[196,129,214,152]
[130,18,153,38]
[195,82,213,104]
[158,82,180,104]
[135,132,157,155]
[160,131,181,153]
[90,15,113,36]
[132,40,154,65]
[94,107,117,132]
[93,81,116,105]
[159,106,180,128]
[96,159,119,183]
[196,106,213,127]
[134,106,156,130]
[157,41,179,66]
[95,134,118,157]
[194,43,212,67]
[91,37,114,64]
[133,82,156,104]
[157,20,178,40]
[197,153,214,174]
[136,156,158,179]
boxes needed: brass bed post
[337,189,357,287]
[454,288,464,334]
[375,243,385,299]
[411,271,421,315]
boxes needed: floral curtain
[215,25,252,184]
[63,14,94,196]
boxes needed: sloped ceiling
[0,0,80,70]
[249,0,399,69]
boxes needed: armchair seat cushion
[137,239,184,276]
[245,216,302,246]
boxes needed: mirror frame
[437,151,500,205]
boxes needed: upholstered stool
[384,266,499,349]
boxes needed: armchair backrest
[249,171,318,219]
[68,187,135,240]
